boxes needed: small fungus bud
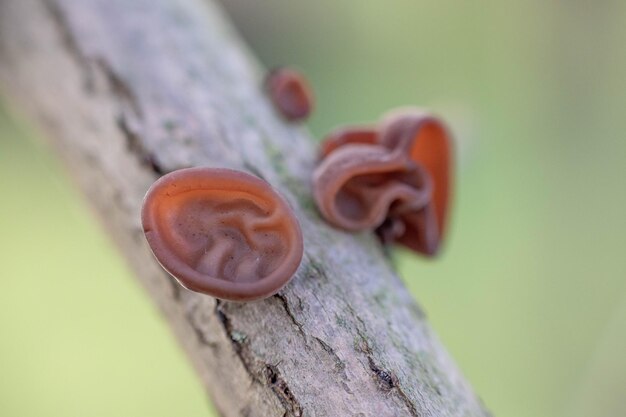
[265,67,314,122]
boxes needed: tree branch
[0,0,490,415]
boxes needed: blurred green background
[1,1,625,416]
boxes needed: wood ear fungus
[313,144,432,232]
[313,109,453,256]
[265,68,314,122]
[379,109,453,240]
[141,168,303,301]
[318,127,378,160]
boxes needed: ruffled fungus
[312,109,453,256]
[380,109,453,243]
[265,68,314,122]
[318,126,378,160]
[141,168,303,301]
[313,143,432,232]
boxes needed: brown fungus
[265,68,314,122]
[380,109,453,247]
[376,192,440,256]
[312,109,453,257]
[312,143,432,232]
[141,168,303,301]
[318,126,378,160]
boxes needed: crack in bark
[94,59,164,175]
[368,356,396,391]
[356,332,420,417]
[312,336,347,376]
[273,292,350,383]
[184,298,219,348]
[215,301,304,416]
[264,364,303,417]
[117,113,165,175]
[94,58,142,118]
[44,0,93,90]
[273,293,306,338]
[241,160,266,181]
[47,0,142,116]
[275,288,353,393]
[168,276,183,300]
[46,0,162,176]
[214,301,257,382]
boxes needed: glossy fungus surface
[141,168,303,301]
[380,110,453,239]
[377,194,440,256]
[313,143,432,231]
[318,126,378,160]
[265,68,314,122]
[313,110,453,257]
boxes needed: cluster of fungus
[141,68,453,302]
[313,108,453,257]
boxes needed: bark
[0,0,490,416]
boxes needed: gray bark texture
[0,0,490,416]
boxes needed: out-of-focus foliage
[1,1,625,416]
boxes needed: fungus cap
[141,168,303,302]
[380,108,453,240]
[377,198,440,256]
[265,68,314,122]
[312,109,453,257]
[312,143,432,232]
[318,126,378,160]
